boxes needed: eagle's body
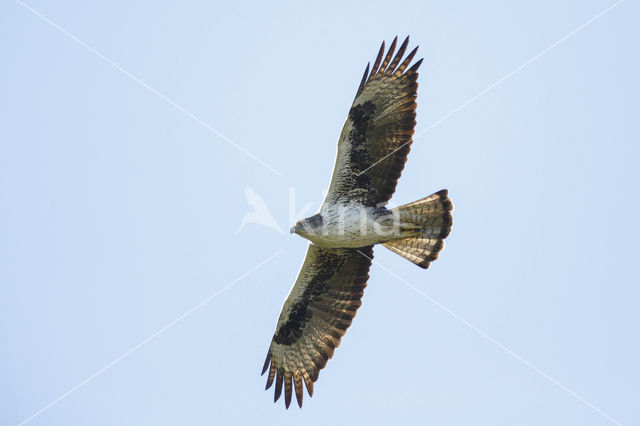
[292,205,405,248]
[262,36,453,408]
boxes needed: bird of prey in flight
[262,36,453,408]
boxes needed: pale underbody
[292,204,418,248]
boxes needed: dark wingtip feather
[378,36,398,78]
[359,62,370,90]
[304,376,314,397]
[261,354,270,375]
[265,364,276,389]
[407,57,423,74]
[274,369,283,402]
[396,45,419,75]
[358,37,421,97]
[368,41,385,82]
[284,373,293,409]
[294,374,304,408]
[386,36,410,75]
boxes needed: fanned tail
[383,189,453,269]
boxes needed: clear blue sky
[1,1,638,425]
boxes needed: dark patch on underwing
[348,100,376,182]
[273,250,347,346]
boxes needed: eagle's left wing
[323,36,422,207]
[262,244,373,408]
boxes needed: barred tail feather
[383,237,445,269]
[383,189,453,269]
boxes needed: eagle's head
[290,213,323,237]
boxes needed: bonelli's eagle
[262,36,453,408]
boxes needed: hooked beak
[289,225,296,234]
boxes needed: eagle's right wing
[262,244,373,408]
[323,36,422,208]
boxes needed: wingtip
[358,62,371,92]
[304,376,314,397]
[261,354,270,375]
[274,369,283,402]
[378,40,386,55]
[368,40,386,82]
[284,373,293,408]
[407,57,423,74]
[401,35,409,49]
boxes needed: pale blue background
[1,1,638,425]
